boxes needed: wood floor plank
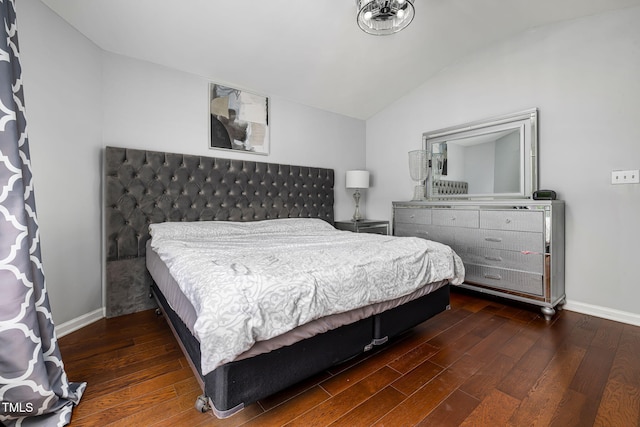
[594,379,640,427]
[240,386,330,427]
[507,343,586,427]
[387,341,439,374]
[415,389,479,427]
[564,314,602,349]
[376,369,465,426]
[590,317,624,350]
[497,343,557,401]
[427,312,509,369]
[609,325,640,387]
[536,310,586,349]
[173,376,201,397]
[328,386,405,427]
[459,353,517,400]
[391,359,443,396]
[451,291,495,313]
[459,389,519,427]
[71,385,178,427]
[73,366,193,420]
[375,355,483,426]
[426,309,493,349]
[410,305,474,338]
[107,387,202,427]
[466,318,523,363]
[499,325,540,360]
[493,304,541,323]
[569,344,616,401]
[548,388,593,427]
[286,366,400,427]
[77,349,184,392]
[427,329,483,369]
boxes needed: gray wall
[18,0,366,326]
[17,0,103,327]
[366,6,640,320]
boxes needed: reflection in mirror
[423,109,537,200]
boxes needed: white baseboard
[564,300,640,327]
[55,308,105,338]
[51,301,640,339]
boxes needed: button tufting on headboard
[105,146,335,262]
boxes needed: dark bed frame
[104,146,451,418]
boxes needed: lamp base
[411,184,426,201]
[352,189,363,221]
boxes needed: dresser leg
[557,297,566,311]
[541,306,555,321]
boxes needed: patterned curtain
[0,1,85,425]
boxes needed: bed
[104,146,464,418]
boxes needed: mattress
[148,218,465,375]
[147,242,448,361]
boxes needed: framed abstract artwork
[209,83,270,155]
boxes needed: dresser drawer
[394,224,454,247]
[456,247,543,274]
[458,229,544,253]
[480,210,544,232]
[465,264,543,296]
[394,223,428,238]
[394,208,431,225]
[432,209,479,228]
[423,225,455,247]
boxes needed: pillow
[149,218,334,242]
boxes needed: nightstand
[334,220,390,235]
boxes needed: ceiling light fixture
[356,0,415,35]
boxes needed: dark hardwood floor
[58,290,640,426]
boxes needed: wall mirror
[423,108,538,200]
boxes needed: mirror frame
[423,108,538,200]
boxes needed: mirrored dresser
[393,200,565,320]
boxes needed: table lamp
[346,170,370,221]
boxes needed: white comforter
[149,218,464,375]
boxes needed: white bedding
[149,218,465,375]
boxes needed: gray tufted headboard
[433,180,468,195]
[104,146,335,317]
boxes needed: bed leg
[195,394,211,413]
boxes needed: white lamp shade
[346,170,370,189]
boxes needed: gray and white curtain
[0,0,85,425]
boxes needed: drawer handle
[484,256,503,262]
[485,237,502,242]
[450,217,456,221]
[505,218,512,224]
[484,274,502,280]
[409,214,415,218]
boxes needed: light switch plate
[611,169,640,184]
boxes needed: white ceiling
[41,0,640,119]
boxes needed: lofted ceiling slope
[40,0,640,119]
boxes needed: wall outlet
[611,169,640,184]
